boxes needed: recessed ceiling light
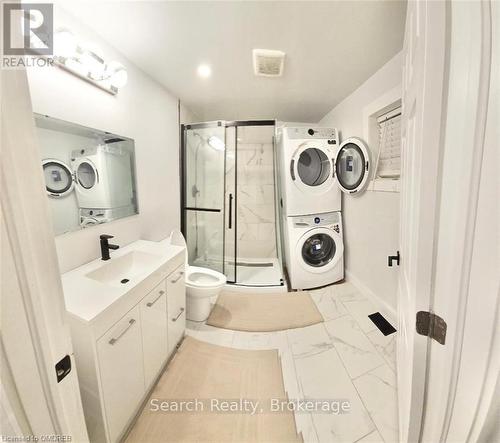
[197,64,211,78]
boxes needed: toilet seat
[186,266,226,289]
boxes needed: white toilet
[170,230,226,322]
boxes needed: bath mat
[206,291,324,332]
[125,336,301,443]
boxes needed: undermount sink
[86,250,161,286]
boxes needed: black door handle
[388,251,400,267]
[228,193,233,229]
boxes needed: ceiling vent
[252,49,285,77]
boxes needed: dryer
[278,127,371,216]
[284,211,344,290]
[70,144,134,209]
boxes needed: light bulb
[79,42,106,79]
[197,64,211,78]
[208,136,225,151]
[107,61,128,88]
[55,28,77,58]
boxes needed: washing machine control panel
[286,127,338,141]
[293,212,341,228]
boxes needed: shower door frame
[180,119,282,286]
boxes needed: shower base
[193,257,285,290]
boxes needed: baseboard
[345,270,397,323]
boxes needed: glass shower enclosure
[181,120,284,288]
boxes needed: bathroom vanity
[61,240,186,443]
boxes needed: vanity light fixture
[197,64,211,78]
[53,28,128,95]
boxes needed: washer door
[290,142,335,192]
[334,137,370,194]
[296,227,343,273]
[80,217,101,228]
[42,159,74,198]
[73,159,98,190]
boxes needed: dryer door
[334,137,370,194]
[73,158,98,190]
[296,227,344,273]
[41,159,75,198]
[290,142,335,193]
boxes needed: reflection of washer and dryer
[42,142,135,228]
[70,144,134,209]
[278,126,370,290]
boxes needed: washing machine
[70,143,134,209]
[278,126,371,216]
[79,206,135,228]
[284,211,344,290]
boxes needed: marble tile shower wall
[235,126,277,261]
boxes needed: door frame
[1,68,89,438]
[399,1,498,441]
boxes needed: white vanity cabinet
[140,280,168,388]
[62,241,186,443]
[166,266,186,354]
[97,306,144,443]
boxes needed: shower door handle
[228,193,233,229]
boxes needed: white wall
[27,6,185,273]
[319,52,403,314]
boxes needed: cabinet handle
[172,307,185,322]
[108,319,136,345]
[170,272,184,284]
[146,290,165,307]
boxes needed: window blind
[376,107,402,178]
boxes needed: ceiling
[60,1,407,122]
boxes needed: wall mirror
[35,114,138,235]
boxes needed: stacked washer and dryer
[277,126,370,290]
[42,141,135,228]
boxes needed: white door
[1,68,89,438]
[398,1,447,441]
[333,137,370,194]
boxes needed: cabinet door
[167,266,186,355]
[140,280,168,388]
[97,306,144,443]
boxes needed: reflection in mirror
[35,114,138,235]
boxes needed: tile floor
[186,281,399,443]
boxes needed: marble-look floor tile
[353,365,399,443]
[231,330,288,351]
[355,429,384,442]
[294,349,376,443]
[330,282,362,300]
[309,287,348,321]
[286,323,334,358]
[324,316,385,379]
[342,299,379,333]
[186,323,234,347]
[367,330,397,371]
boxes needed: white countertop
[61,239,185,323]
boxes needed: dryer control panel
[292,211,341,228]
[285,127,338,143]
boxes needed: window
[375,106,401,178]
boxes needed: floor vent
[253,49,285,77]
[368,312,397,336]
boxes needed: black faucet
[100,234,119,260]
